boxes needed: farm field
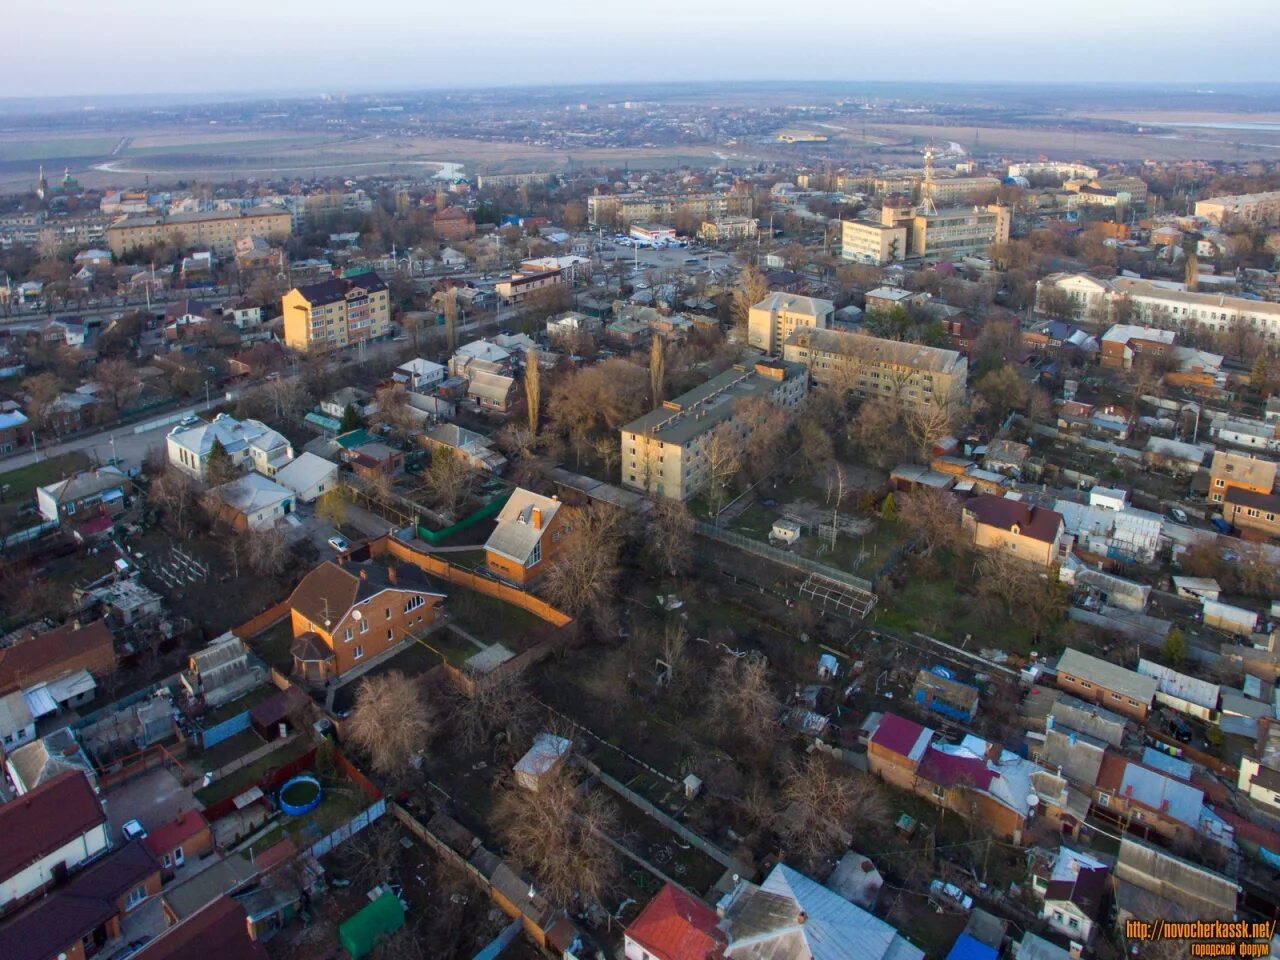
[0,136,120,163]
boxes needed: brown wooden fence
[370,535,574,627]
[231,598,291,640]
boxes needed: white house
[394,358,446,392]
[209,473,294,530]
[1034,847,1109,945]
[225,297,264,329]
[166,413,294,480]
[274,451,338,503]
[439,247,468,269]
[0,690,35,752]
[0,770,110,913]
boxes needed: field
[0,451,91,526]
[0,136,121,163]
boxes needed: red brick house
[484,488,578,587]
[1055,649,1156,722]
[624,882,725,960]
[145,811,213,880]
[135,896,268,960]
[433,207,476,241]
[0,619,117,696]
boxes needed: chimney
[386,566,397,586]
[359,569,369,581]
[796,911,807,925]
[531,507,542,530]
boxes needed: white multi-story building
[747,292,834,356]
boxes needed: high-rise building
[281,272,391,353]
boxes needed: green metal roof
[339,892,405,960]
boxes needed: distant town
[0,78,1279,960]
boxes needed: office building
[620,360,808,501]
[841,219,908,265]
[281,272,391,353]
[909,204,1011,259]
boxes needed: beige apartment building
[495,267,565,304]
[747,292,834,355]
[620,360,809,501]
[106,207,291,257]
[587,191,752,226]
[698,216,758,242]
[841,219,908,265]
[783,327,968,412]
[1195,191,1280,226]
[925,176,1001,206]
[281,273,391,353]
[1007,161,1099,181]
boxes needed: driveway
[104,767,196,842]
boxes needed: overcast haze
[8,0,1278,98]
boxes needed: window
[125,885,147,911]
[387,628,393,641]
[353,645,364,660]
[162,853,172,868]
[404,596,424,614]
[344,628,352,643]
[1078,680,1092,689]
[1111,692,1122,701]
[385,607,391,620]
[1097,792,1110,808]
[932,785,944,799]
[528,540,542,567]
[173,847,185,868]
[360,618,369,634]
[1068,917,1080,930]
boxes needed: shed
[1202,599,1259,637]
[770,518,802,544]
[1172,576,1220,602]
[339,891,405,960]
[513,733,571,791]
[947,933,998,960]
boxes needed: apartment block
[620,360,808,501]
[782,327,968,412]
[1195,191,1280,226]
[495,267,564,305]
[840,219,908,266]
[106,207,291,257]
[924,175,1001,205]
[747,292,833,355]
[1007,161,1099,181]
[587,190,752,226]
[909,204,1011,259]
[281,272,391,353]
[698,216,758,242]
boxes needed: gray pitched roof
[1056,649,1156,704]
[485,488,562,565]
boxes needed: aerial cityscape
[2,6,1280,960]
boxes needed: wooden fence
[231,598,291,640]
[370,535,574,627]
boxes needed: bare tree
[418,453,477,520]
[736,394,788,483]
[245,525,289,576]
[541,502,625,620]
[93,357,140,414]
[266,376,309,423]
[900,487,964,557]
[649,336,666,405]
[373,382,418,440]
[443,288,459,354]
[646,498,694,577]
[904,402,956,463]
[591,435,620,480]
[448,667,536,752]
[776,755,890,866]
[523,345,540,434]
[731,265,769,342]
[706,655,779,752]
[704,421,744,516]
[346,670,434,776]
[150,468,198,535]
[493,769,618,908]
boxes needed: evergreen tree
[205,436,236,485]
[340,403,362,434]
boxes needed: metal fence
[307,797,387,858]
[694,521,874,593]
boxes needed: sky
[6,0,1277,98]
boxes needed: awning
[23,685,58,719]
[233,786,265,810]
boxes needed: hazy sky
[7,0,1277,98]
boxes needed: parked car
[121,819,147,842]
[929,880,973,912]
[328,536,349,553]
[1169,507,1189,524]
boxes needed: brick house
[1224,487,1280,538]
[433,207,476,241]
[134,895,268,960]
[1093,752,1207,846]
[961,494,1066,568]
[36,466,131,524]
[0,409,31,453]
[0,619,117,697]
[1208,451,1276,505]
[0,841,161,960]
[484,488,577,587]
[287,560,445,683]
[1055,649,1156,722]
[145,811,213,880]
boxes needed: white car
[929,880,973,912]
[328,536,349,553]
[122,819,148,842]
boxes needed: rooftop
[1057,648,1157,704]
[0,771,105,881]
[786,327,966,375]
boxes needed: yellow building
[587,191,751,227]
[698,217,758,242]
[747,292,833,356]
[106,207,291,257]
[841,219,908,265]
[1195,191,1280,227]
[783,327,968,412]
[281,272,391,353]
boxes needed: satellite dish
[352,610,362,621]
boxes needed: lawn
[246,780,370,856]
[331,639,447,713]
[194,735,314,808]
[871,575,1038,655]
[0,452,91,524]
[448,590,555,651]
[794,518,910,579]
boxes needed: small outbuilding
[513,732,572,792]
[339,891,405,960]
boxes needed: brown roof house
[0,619,116,697]
[0,770,110,915]
[135,895,268,960]
[1030,847,1109,945]
[483,488,577,587]
[287,559,445,684]
[961,494,1066,568]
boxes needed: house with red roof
[961,494,1066,568]
[624,883,725,960]
[135,895,268,960]
[145,810,213,880]
[866,712,934,792]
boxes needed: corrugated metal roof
[1057,649,1156,704]
[1120,762,1203,826]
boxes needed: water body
[1158,121,1280,131]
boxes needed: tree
[541,502,625,621]
[775,755,890,866]
[796,418,835,477]
[21,372,62,431]
[730,265,769,342]
[265,376,309,422]
[900,486,963,557]
[524,345,541,434]
[975,364,1028,423]
[649,336,666,406]
[418,453,478,519]
[848,397,911,469]
[150,468,198,535]
[93,357,139,414]
[346,670,433,777]
[1250,354,1271,393]
[316,488,348,527]
[736,395,788,483]
[1163,626,1186,667]
[493,768,617,908]
[704,421,744,516]
[373,383,417,440]
[646,499,694,578]
[447,668,536,753]
[904,401,956,463]
[705,655,779,753]
[204,437,238,486]
[245,525,289,576]
[339,402,362,434]
[880,492,898,522]
[442,287,459,354]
